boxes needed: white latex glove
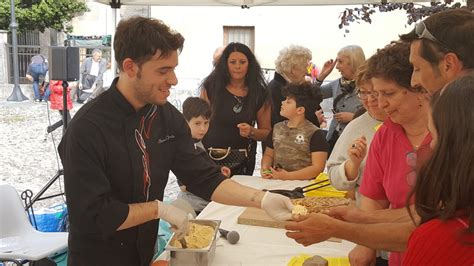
[261,191,294,221]
[157,200,189,239]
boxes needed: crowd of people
[48,8,473,266]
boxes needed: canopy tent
[94,0,433,7]
[93,0,433,77]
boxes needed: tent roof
[94,0,430,7]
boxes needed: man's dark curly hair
[114,16,184,71]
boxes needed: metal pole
[111,8,117,78]
[7,0,28,101]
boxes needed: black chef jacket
[59,78,226,266]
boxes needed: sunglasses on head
[414,21,453,52]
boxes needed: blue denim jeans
[30,63,46,100]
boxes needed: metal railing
[5,44,112,84]
[6,44,42,84]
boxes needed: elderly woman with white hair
[268,45,323,127]
[317,45,365,154]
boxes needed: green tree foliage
[339,0,473,35]
[0,0,89,33]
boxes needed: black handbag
[208,147,248,176]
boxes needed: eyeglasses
[357,91,374,100]
[406,150,417,187]
[414,21,452,52]
[233,95,243,114]
[135,106,157,201]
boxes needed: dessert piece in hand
[292,204,309,218]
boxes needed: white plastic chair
[0,184,68,265]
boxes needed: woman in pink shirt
[353,42,432,266]
[403,73,474,266]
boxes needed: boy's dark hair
[114,16,184,71]
[182,97,211,121]
[282,82,322,112]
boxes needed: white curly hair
[274,45,312,76]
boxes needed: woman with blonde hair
[317,45,365,154]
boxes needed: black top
[203,88,266,175]
[59,78,226,266]
[268,72,322,127]
[265,128,328,152]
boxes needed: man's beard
[134,79,168,106]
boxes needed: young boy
[178,97,230,213]
[261,83,328,180]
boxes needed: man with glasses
[59,17,293,266]
[285,9,474,264]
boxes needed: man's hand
[261,192,293,220]
[348,245,376,266]
[325,205,366,223]
[157,200,189,239]
[334,112,355,123]
[285,213,337,246]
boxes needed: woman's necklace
[232,95,244,113]
[406,130,428,151]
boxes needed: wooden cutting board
[238,207,286,229]
[237,207,341,242]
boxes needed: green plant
[0,0,89,33]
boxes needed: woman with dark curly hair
[403,73,474,265]
[350,41,432,266]
[200,43,271,175]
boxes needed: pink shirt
[360,118,432,266]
